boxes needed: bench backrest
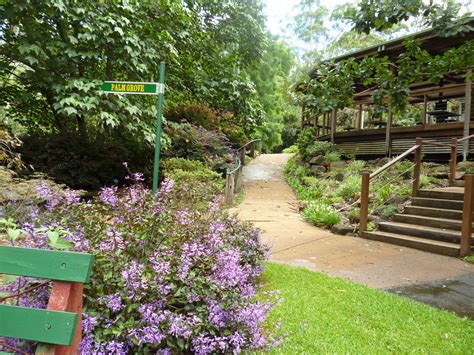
[0,246,93,348]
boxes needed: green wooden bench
[0,246,94,354]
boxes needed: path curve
[233,154,474,317]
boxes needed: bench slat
[0,246,93,283]
[0,305,78,346]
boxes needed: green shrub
[367,221,376,231]
[305,141,336,159]
[394,160,414,176]
[348,207,360,223]
[397,184,412,196]
[336,175,361,200]
[379,204,399,219]
[375,184,394,201]
[324,151,341,163]
[20,131,151,190]
[166,103,220,131]
[1,178,274,353]
[419,174,430,188]
[162,158,224,209]
[294,165,311,179]
[0,125,24,170]
[303,201,341,228]
[296,128,317,158]
[301,175,319,187]
[162,157,208,173]
[163,122,232,173]
[346,160,366,174]
[282,145,298,153]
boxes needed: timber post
[240,147,246,166]
[449,137,458,187]
[385,106,393,156]
[412,137,423,197]
[461,175,474,257]
[225,173,234,205]
[463,69,472,161]
[330,109,337,143]
[359,171,370,237]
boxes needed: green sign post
[101,62,166,194]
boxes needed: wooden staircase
[363,188,470,257]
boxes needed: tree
[250,35,299,152]
[344,0,472,36]
[0,0,269,143]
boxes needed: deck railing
[225,139,262,205]
[359,136,472,256]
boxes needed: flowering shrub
[0,174,279,353]
[163,122,233,173]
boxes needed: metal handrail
[227,154,242,175]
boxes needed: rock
[334,172,345,182]
[455,171,465,180]
[376,157,390,167]
[330,161,347,169]
[424,162,442,168]
[0,166,84,205]
[309,155,324,165]
[368,214,383,225]
[298,200,308,212]
[390,196,407,205]
[310,165,326,176]
[331,223,354,235]
[432,171,449,179]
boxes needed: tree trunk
[76,115,88,141]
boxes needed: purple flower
[80,335,94,354]
[158,178,174,195]
[149,253,171,282]
[176,208,191,225]
[98,293,123,312]
[208,302,229,328]
[82,314,98,334]
[121,261,148,298]
[37,182,60,210]
[210,248,249,288]
[209,195,222,213]
[99,186,118,206]
[106,340,127,354]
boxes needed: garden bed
[284,135,458,234]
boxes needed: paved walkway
[233,154,474,318]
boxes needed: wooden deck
[318,122,474,157]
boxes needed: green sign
[101,81,164,95]
[100,64,166,194]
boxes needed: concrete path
[233,154,474,318]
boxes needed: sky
[265,0,349,37]
[264,0,474,59]
[263,0,353,59]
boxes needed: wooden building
[302,20,474,160]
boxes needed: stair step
[453,180,465,187]
[393,214,464,231]
[362,231,460,257]
[416,189,464,201]
[379,221,462,243]
[404,205,463,220]
[411,197,463,210]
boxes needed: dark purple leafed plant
[0,171,281,354]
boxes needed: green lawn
[262,262,474,353]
